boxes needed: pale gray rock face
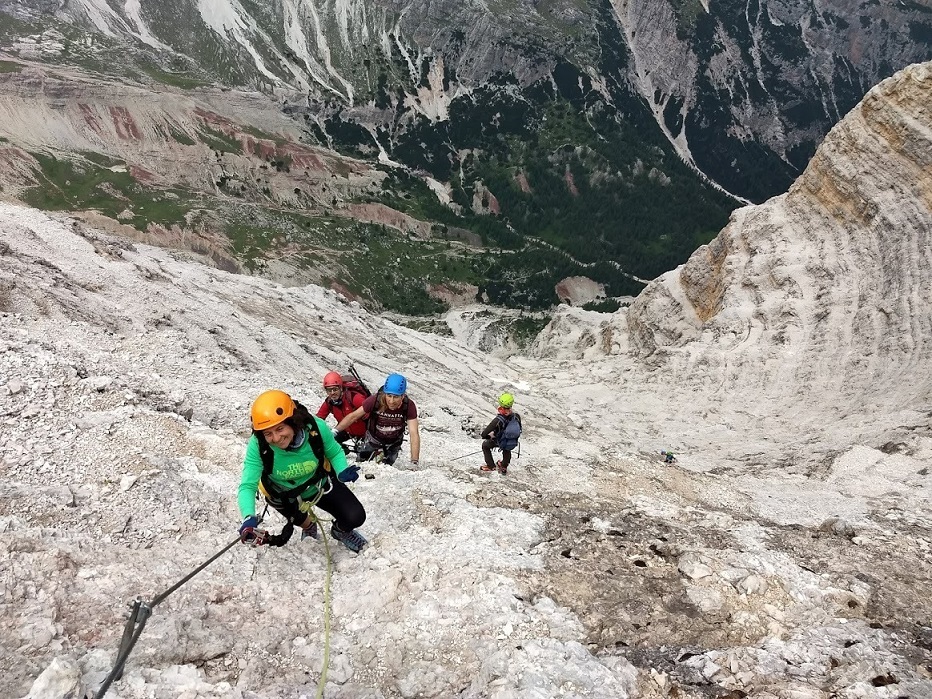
[626,61,932,464]
[23,657,85,698]
[2,61,932,699]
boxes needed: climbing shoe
[330,524,368,552]
[301,521,319,541]
[497,460,507,475]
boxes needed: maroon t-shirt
[316,390,367,436]
[362,394,417,444]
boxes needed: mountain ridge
[4,0,926,200]
[1,59,931,699]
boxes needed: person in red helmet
[316,370,367,454]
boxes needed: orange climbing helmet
[251,390,295,430]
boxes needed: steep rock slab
[629,62,932,419]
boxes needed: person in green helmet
[479,392,522,475]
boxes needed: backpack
[257,401,330,499]
[496,413,522,451]
[335,365,371,403]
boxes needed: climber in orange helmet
[237,389,368,552]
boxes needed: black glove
[239,515,260,543]
[264,521,294,547]
[338,465,360,483]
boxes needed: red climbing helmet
[323,371,343,389]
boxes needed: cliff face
[1,0,929,203]
[626,61,932,431]
[616,0,932,197]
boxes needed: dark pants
[357,438,403,465]
[333,429,361,456]
[266,477,366,532]
[482,439,512,470]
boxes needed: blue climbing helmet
[383,373,407,396]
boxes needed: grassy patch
[582,298,622,313]
[0,14,40,45]
[22,152,192,229]
[242,124,289,146]
[0,60,23,73]
[335,224,479,315]
[511,314,551,346]
[198,126,242,153]
[670,0,706,37]
[80,151,123,167]
[226,220,280,269]
[168,125,197,146]
[222,208,468,315]
[391,316,454,336]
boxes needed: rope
[316,517,334,699]
[94,535,241,699]
[450,448,484,462]
[296,490,332,699]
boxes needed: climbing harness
[299,481,330,512]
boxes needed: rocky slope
[1,60,931,699]
[0,57,383,270]
[626,59,932,465]
[0,58,498,316]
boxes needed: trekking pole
[450,449,484,462]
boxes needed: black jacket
[481,413,522,441]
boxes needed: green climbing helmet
[498,392,515,409]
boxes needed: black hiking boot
[301,521,319,541]
[330,524,368,552]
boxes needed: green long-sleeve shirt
[237,417,350,517]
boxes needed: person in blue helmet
[334,373,420,466]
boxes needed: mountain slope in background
[3,0,928,201]
[2,59,931,699]
[1,0,929,314]
[0,57,483,317]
